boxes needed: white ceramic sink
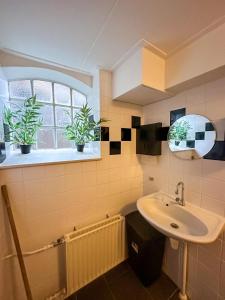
[137,192,225,244]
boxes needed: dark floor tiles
[104,260,131,285]
[107,269,153,300]
[67,276,114,300]
[146,273,177,300]
[66,261,178,300]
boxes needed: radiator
[64,215,126,296]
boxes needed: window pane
[54,83,70,105]
[40,105,54,126]
[9,101,24,122]
[72,90,86,107]
[72,108,80,118]
[9,80,32,99]
[0,78,8,97]
[56,128,72,148]
[55,106,71,127]
[37,128,55,149]
[10,101,23,111]
[33,80,52,103]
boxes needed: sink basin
[137,192,225,244]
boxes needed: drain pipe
[179,242,188,300]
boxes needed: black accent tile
[136,123,162,155]
[195,132,205,140]
[170,108,186,125]
[94,127,110,142]
[205,122,215,131]
[132,116,141,128]
[121,128,131,141]
[101,127,109,141]
[110,141,121,155]
[0,142,6,163]
[204,141,225,160]
[94,127,100,141]
[186,140,195,148]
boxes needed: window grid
[8,80,87,150]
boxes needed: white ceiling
[0,0,225,73]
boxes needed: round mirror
[168,114,216,160]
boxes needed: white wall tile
[202,178,225,202]
[142,76,225,299]
[22,166,46,181]
[203,159,225,181]
[201,195,225,216]
[0,168,23,183]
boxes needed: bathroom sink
[137,192,225,244]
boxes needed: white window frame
[8,79,87,150]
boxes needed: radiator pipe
[1,237,65,260]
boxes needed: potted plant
[4,95,43,154]
[65,104,107,152]
[168,120,191,146]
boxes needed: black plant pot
[76,144,85,152]
[20,144,32,154]
[175,141,180,146]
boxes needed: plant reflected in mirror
[168,120,192,146]
[168,114,216,160]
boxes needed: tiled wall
[2,69,225,300]
[0,70,143,300]
[142,76,225,300]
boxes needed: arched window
[8,80,87,149]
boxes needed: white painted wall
[0,50,93,88]
[166,22,225,89]
[142,76,225,300]
[2,67,91,97]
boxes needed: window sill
[0,148,101,169]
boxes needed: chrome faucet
[175,182,185,206]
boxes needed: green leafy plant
[168,120,191,143]
[65,104,107,149]
[4,95,43,146]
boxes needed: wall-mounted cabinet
[112,23,225,105]
[136,123,162,155]
[112,48,171,105]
